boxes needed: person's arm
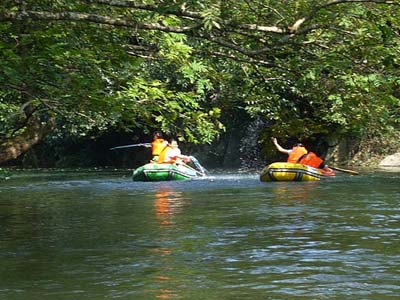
[167,148,190,163]
[272,137,290,154]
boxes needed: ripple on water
[0,170,399,299]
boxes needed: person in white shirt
[158,139,191,164]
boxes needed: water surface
[0,169,399,299]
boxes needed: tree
[0,0,399,165]
[0,0,223,164]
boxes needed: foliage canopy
[0,0,399,164]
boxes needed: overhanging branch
[0,10,195,33]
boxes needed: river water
[0,169,399,300]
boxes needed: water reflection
[154,186,186,225]
[152,185,188,299]
[271,181,321,201]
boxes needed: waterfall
[239,119,267,171]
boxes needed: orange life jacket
[287,146,308,163]
[299,152,324,168]
[157,146,176,163]
[152,138,167,156]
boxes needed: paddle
[329,165,359,175]
[110,143,151,150]
[181,162,206,176]
[189,156,209,175]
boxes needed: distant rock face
[379,153,400,167]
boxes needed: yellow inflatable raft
[260,162,335,182]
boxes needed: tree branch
[92,0,203,19]
[0,11,195,33]
[287,0,400,33]
[1,0,398,62]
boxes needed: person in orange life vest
[299,151,324,168]
[271,137,308,163]
[271,137,334,174]
[300,151,335,175]
[150,132,168,162]
[158,139,191,164]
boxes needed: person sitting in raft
[158,139,191,164]
[271,137,334,174]
[150,131,168,162]
[272,137,307,163]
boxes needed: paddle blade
[189,156,209,175]
[330,166,359,175]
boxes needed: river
[0,169,399,300]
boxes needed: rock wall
[379,153,400,167]
[325,131,400,167]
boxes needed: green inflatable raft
[133,162,203,181]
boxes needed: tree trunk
[0,117,56,165]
